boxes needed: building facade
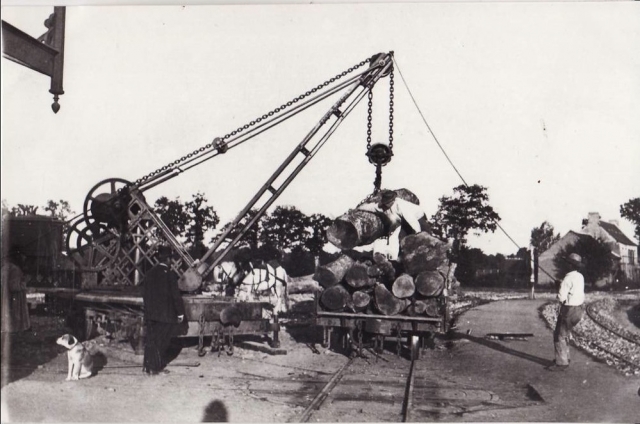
[537,212,639,287]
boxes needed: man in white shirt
[547,253,585,371]
[357,190,431,240]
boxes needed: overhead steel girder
[1,6,66,113]
[2,21,57,76]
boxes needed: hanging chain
[388,67,395,152]
[197,314,206,357]
[395,323,402,357]
[368,60,394,194]
[366,90,373,153]
[129,58,371,190]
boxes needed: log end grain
[327,219,359,250]
[392,274,415,299]
[320,285,351,311]
[415,270,445,297]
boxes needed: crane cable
[392,57,556,280]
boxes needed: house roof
[599,221,637,246]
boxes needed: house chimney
[609,219,619,227]
[588,212,601,224]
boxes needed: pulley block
[367,143,393,166]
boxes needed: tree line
[4,192,638,283]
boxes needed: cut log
[415,270,445,297]
[373,284,406,316]
[407,300,427,316]
[424,298,441,317]
[399,233,450,275]
[326,210,386,250]
[369,253,396,286]
[288,277,321,294]
[391,274,415,299]
[313,255,355,288]
[352,291,371,311]
[320,285,351,311]
[327,188,420,250]
[358,188,420,207]
[345,262,376,289]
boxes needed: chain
[396,323,402,357]
[227,328,234,356]
[388,67,395,152]
[366,90,373,152]
[212,329,220,354]
[357,320,363,357]
[374,164,382,194]
[197,314,206,357]
[129,58,371,190]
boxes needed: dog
[56,334,94,380]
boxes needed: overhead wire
[392,56,557,280]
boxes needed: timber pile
[316,189,455,319]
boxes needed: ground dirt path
[2,299,639,422]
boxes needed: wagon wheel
[83,178,132,228]
[66,219,121,271]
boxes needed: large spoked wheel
[83,178,132,228]
[66,219,120,271]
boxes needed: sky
[2,1,639,255]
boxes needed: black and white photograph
[2,0,640,422]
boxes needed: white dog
[56,334,94,380]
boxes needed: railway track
[288,347,543,422]
[581,301,640,372]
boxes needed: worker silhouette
[358,190,431,241]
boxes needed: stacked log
[326,188,420,250]
[313,255,354,288]
[315,190,453,320]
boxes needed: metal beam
[1,21,57,76]
[1,6,66,113]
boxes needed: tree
[620,197,640,241]
[455,246,488,285]
[260,206,308,252]
[154,196,190,239]
[530,221,561,253]
[43,199,75,234]
[430,184,501,246]
[185,193,220,259]
[553,236,613,286]
[43,199,74,220]
[214,209,264,250]
[305,213,331,254]
[152,193,219,259]
[305,213,332,268]
[1,202,40,217]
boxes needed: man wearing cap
[547,253,585,371]
[142,245,185,376]
[358,190,431,241]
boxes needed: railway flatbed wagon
[313,292,450,360]
[41,288,281,357]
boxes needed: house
[537,212,639,287]
[581,212,639,284]
[538,231,592,286]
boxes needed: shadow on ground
[626,303,640,330]
[1,312,70,388]
[452,331,553,367]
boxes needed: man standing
[142,245,185,376]
[1,250,31,334]
[547,253,585,371]
[358,190,431,239]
